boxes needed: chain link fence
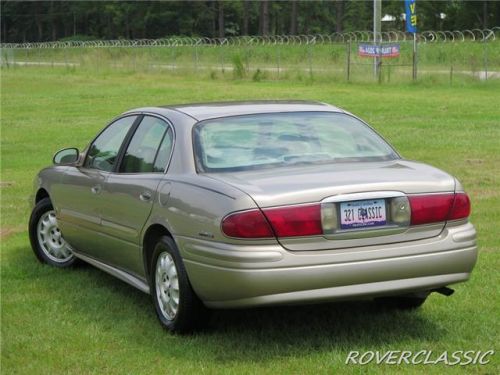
[1,28,499,83]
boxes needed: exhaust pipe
[433,287,455,296]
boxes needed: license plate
[340,199,386,230]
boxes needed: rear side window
[85,116,136,172]
[193,112,398,172]
[120,116,171,173]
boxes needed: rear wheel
[150,236,209,333]
[29,197,76,267]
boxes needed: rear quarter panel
[145,174,267,243]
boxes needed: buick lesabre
[29,101,477,332]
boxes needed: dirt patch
[480,247,497,253]
[465,159,484,165]
[0,181,15,187]
[470,189,499,200]
[0,226,24,240]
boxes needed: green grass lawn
[1,67,499,374]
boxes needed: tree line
[1,1,498,43]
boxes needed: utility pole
[405,0,418,80]
[412,30,417,80]
[373,0,382,79]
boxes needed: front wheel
[29,197,76,267]
[151,236,209,333]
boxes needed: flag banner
[405,0,417,33]
[358,44,400,58]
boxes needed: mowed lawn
[1,67,499,374]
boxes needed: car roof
[155,100,344,121]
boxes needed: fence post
[483,40,488,81]
[219,46,224,74]
[307,44,312,78]
[346,41,351,82]
[245,46,250,73]
[276,45,280,79]
[172,47,177,71]
[194,45,199,73]
[378,60,383,84]
[95,48,99,73]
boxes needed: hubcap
[37,210,73,263]
[155,252,180,320]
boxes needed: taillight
[263,204,322,237]
[409,192,470,225]
[221,204,322,239]
[222,192,472,238]
[448,193,471,220]
[221,209,274,238]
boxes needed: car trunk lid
[210,160,456,250]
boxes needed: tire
[375,292,428,310]
[150,236,209,333]
[29,197,76,268]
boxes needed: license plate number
[340,199,386,230]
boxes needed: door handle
[140,191,152,201]
[91,185,102,194]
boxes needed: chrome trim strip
[323,226,407,240]
[322,190,405,203]
[73,251,150,294]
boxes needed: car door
[97,115,174,276]
[56,115,139,259]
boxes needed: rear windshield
[193,112,398,173]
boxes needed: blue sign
[405,0,417,33]
[358,44,400,58]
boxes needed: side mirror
[53,148,79,165]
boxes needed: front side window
[85,116,136,172]
[120,116,171,173]
[193,112,398,173]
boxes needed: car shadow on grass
[10,242,447,364]
[84,259,445,357]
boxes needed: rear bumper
[176,222,477,308]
